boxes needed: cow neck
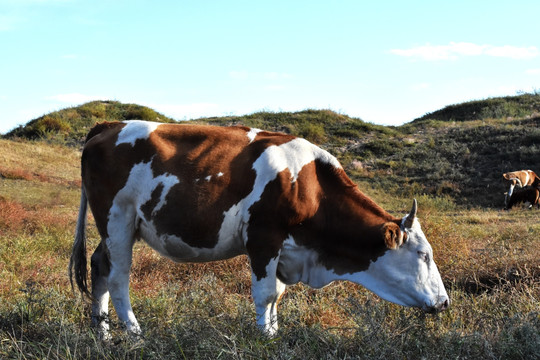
[291,166,399,275]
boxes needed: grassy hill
[4,101,176,146]
[414,92,540,122]
[4,94,540,208]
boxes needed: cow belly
[138,219,246,262]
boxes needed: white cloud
[390,42,539,61]
[46,93,104,103]
[526,68,540,75]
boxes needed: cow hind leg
[105,209,142,336]
[91,242,111,340]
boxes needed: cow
[506,186,540,210]
[503,170,540,207]
[69,120,449,339]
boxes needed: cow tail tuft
[69,185,92,298]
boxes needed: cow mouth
[423,298,449,313]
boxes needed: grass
[1,137,539,359]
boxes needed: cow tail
[69,185,92,298]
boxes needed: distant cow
[506,186,540,210]
[503,170,540,207]
[70,120,449,339]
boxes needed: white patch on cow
[215,138,342,250]
[247,128,262,143]
[109,160,180,254]
[109,161,245,263]
[217,172,224,177]
[205,175,212,181]
[265,138,341,182]
[116,120,160,146]
[112,160,180,217]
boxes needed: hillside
[4,101,176,146]
[3,94,540,207]
[414,92,540,122]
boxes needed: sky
[1,0,539,134]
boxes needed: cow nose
[440,298,449,311]
[436,296,450,312]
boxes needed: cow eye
[417,251,429,262]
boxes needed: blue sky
[1,0,539,134]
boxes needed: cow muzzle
[423,296,450,314]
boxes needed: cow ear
[382,222,404,249]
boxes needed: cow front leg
[250,257,287,336]
[506,184,515,207]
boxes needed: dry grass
[0,138,538,359]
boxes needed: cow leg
[105,209,141,336]
[506,184,516,207]
[250,257,287,336]
[90,242,111,340]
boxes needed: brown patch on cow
[83,122,128,240]
[146,125,260,249]
[290,161,399,275]
[246,162,323,279]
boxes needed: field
[0,98,539,359]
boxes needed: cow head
[361,200,449,313]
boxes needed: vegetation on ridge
[4,101,175,146]
[4,94,540,208]
[414,92,540,122]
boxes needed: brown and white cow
[506,186,540,210]
[503,170,540,207]
[70,120,449,339]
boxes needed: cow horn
[404,199,417,228]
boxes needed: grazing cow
[506,186,540,210]
[503,170,540,207]
[70,120,449,339]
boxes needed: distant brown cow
[506,186,540,210]
[503,170,540,207]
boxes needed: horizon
[1,0,539,134]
